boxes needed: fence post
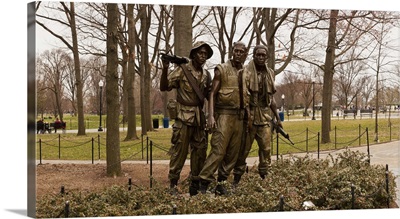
[172,204,177,215]
[39,139,42,165]
[150,140,153,189]
[358,124,361,146]
[58,134,61,159]
[146,136,149,164]
[279,195,284,211]
[317,132,320,160]
[98,134,101,160]
[366,128,370,164]
[91,137,94,164]
[386,164,390,208]
[276,133,279,161]
[334,126,337,149]
[65,201,70,218]
[351,184,355,209]
[128,177,132,191]
[306,127,309,152]
[141,134,144,159]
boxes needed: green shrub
[36,149,397,217]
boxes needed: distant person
[160,41,213,196]
[37,118,44,134]
[54,117,62,133]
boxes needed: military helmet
[189,41,213,59]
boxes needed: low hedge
[36,149,397,217]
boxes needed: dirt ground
[36,163,190,198]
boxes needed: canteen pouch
[167,99,178,119]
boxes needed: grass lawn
[35,116,400,161]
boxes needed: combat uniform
[165,59,211,194]
[199,60,249,190]
[233,59,276,181]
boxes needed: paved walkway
[38,140,400,206]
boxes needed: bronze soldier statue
[198,41,250,195]
[233,45,282,185]
[160,41,213,196]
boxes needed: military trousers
[199,113,244,182]
[168,119,207,182]
[234,122,272,177]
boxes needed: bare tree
[333,48,369,109]
[290,10,393,143]
[37,49,71,121]
[85,56,107,115]
[124,4,139,140]
[258,8,297,75]
[360,76,375,108]
[280,71,302,115]
[364,13,400,142]
[36,2,86,135]
[105,3,122,177]
[319,10,339,143]
[158,5,174,119]
[137,5,153,134]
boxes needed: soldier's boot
[232,175,241,188]
[189,180,199,196]
[169,179,178,196]
[199,179,209,194]
[260,171,269,180]
[215,178,228,196]
[215,184,228,196]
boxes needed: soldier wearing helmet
[160,41,213,196]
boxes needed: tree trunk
[121,57,128,126]
[54,82,63,121]
[69,2,86,135]
[263,8,277,72]
[321,10,338,144]
[125,4,139,141]
[161,6,173,119]
[139,5,152,134]
[105,3,121,177]
[173,5,192,57]
[167,5,192,122]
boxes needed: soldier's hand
[276,120,283,129]
[162,59,170,69]
[207,116,216,131]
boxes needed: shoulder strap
[179,64,205,105]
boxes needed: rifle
[160,53,189,65]
[271,119,294,145]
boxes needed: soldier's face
[232,44,247,63]
[193,47,208,65]
[253,48,268,66]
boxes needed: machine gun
[160,53,189,65]
[271,119,294,145]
